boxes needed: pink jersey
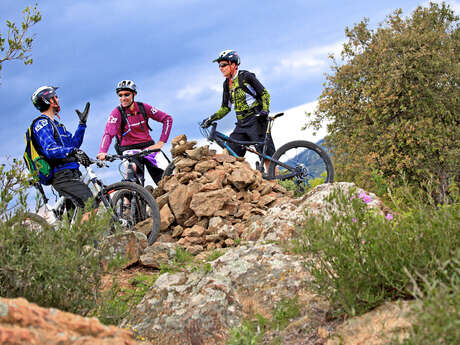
[99,102,172,153]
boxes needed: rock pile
[152,135,292,254]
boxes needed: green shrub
[227,314,269,345]
[0,159,112,315]
[397,254,460,345]
[227,297,300,344]
[278,174,326,197]
[0,206,112,315]
[295,187,460,318]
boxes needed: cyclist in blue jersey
[30,85,92,208]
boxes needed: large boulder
[121,244,316,345]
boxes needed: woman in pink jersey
[97,80,173,184]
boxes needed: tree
[0,4,41,77]
[309,2,459,203]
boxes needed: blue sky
[1,0,458,185]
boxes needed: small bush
[227,314,269,345]
[0,160,112,315]
[0,205,112,315]
[227,297,300,344]
[295,187,460,317]
[397,254,460,345]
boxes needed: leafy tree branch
[0,4,41,76]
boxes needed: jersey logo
[108,115,118,124]
[150,107,158,115]
[34,119,48,132]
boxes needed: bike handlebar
[91,149,160,168]
[200,112,285,140]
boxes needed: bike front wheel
[267,140,334,193]
[103,181,161,245]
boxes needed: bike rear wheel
[267,140,334,193]
[7,212,52,232]
[104,181,161,245]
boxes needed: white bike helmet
[116,80,137,94]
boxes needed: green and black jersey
[211,70,270,121]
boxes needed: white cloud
[272,42,344,77]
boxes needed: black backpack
[224,70,262,104]
[114,102,153,154]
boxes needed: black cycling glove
[200,117,213,128]
[71,148,92,167]
[75,102,90,125]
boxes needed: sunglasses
[219,63,229,68]
[118,92,132,98]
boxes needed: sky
[1,0,459,187]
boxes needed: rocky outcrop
[150,135,293,255]
[0,297,138,345]
[121,243,324,345]
[120,181,397,345]
[0,169,404,345]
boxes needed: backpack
[23,116,60,185]
[114,102,153,154]
[224,70,263,104]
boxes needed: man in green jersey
[201,50,275,170]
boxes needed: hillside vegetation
[1,2,459,344]
[308,2,459,204]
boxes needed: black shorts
[51,169,93,208]
[140,157,164,184]
[228,116,276,157]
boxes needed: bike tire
[162,161,175,178]
[8,212,52,232]
[268,140,334,192]
[105,181,161,245]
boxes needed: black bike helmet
[31,86,59,112]
[213,50,240,65]
[116,80,137,94]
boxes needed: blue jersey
[32,115,86,172]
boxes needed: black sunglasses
[118,92,132,98]
[219,63,229,68]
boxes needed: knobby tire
[267,140,334,190]
[105,181,161,245]
[8,212,52,232]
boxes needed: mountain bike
[166,113,334,193]
[31,150,161,245]
[116,148,172,194]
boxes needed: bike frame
[206,113,298,179]
[34,164,117,225]
[118,149,171,186]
